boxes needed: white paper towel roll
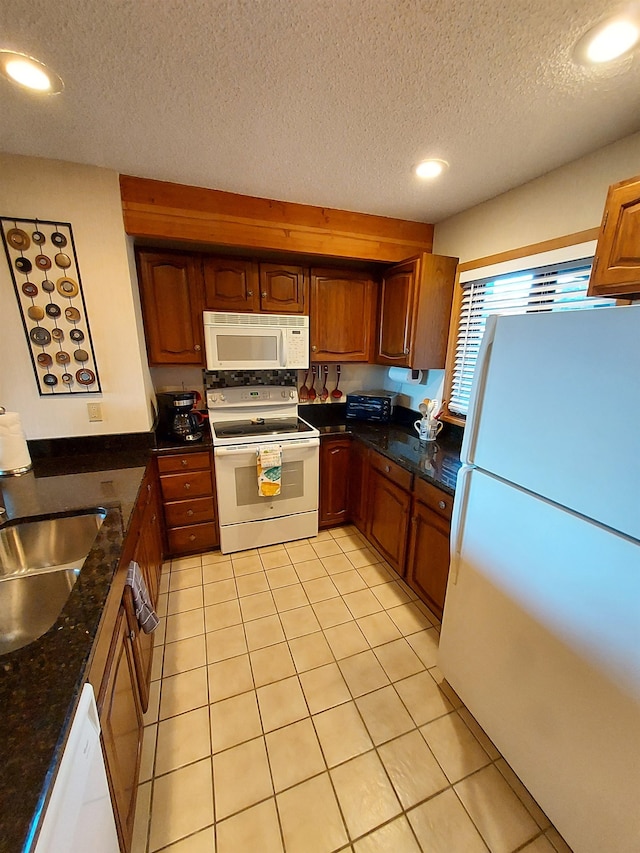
[387,367,423,385]
[0,411,32,475]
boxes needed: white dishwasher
[34,683,120,853]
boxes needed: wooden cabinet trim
[121,175,434,262]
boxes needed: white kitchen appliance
[208,385,319,553]
[439,304,640,853]
[203,311,309,371]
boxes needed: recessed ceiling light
[0,50,64,93]
[415,159,449,179]
[575,15,640,64]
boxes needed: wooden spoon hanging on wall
[308,365,317,401]
[320,365,329,401]
[299,370,309,402]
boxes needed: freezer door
[440,468,640,853]
[461,304,640,540]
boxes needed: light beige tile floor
[132,525,571,853]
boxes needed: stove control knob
[210,394,217,403]
[289,390,295,399]
[219,394,226,402]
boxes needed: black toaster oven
[345,390,398,423]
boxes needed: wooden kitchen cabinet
[366,451,413,575]
[376,253,457,369]
[310,268,377,361]
[157,449,219,555]
[136,250,205,365]
[203,256,259,312]
[259,263,308,313]
[588,173,640,299]
[99,605,143,853]
[319,435,352,528]
[406,479,453,618]
[348,439,370,534]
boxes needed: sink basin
[0,509,107,655]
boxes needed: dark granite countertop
[300,403,463,495]
[0,435,153,853]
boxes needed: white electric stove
[207,385,320,553]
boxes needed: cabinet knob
[247,290,253,297]
[181,459,188,466]
[438,500,446,510]
[184,482,191,490]
[147,483,151,493]
[385,465,390,473]
[311,345,317,352]
[189,534,196,541]
[129,630,135,642]
[404,347,409,355]
[187,509,194,517]
[194,344,201,351]
[261,291,267,298]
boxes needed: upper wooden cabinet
[310,269,377,362]
[259,263,308,313]
[136,250,205,365]
[376,253,457,369]
[588,174,640,299]
[203,256,259,312]
[203,258,307,313]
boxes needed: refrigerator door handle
[460,314,498,466]
[449,464,473,584]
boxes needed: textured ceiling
[1,0,639,223]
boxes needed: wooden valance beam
[119,175,434,263]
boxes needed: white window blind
[450,256,615,416]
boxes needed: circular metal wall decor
[1,217,101,395]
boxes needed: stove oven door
[214,438,319,524]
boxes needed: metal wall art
[1,217,101,395]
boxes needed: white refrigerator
[438,304,640,853]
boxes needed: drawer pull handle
[184,482,191,490]
[189,534,196,541]
[385,465,390,473]
[438,500,446,510]
[187,509,194,517]
[181,459,188,466]
[194,344,201,351]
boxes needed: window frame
[442,229,604,426]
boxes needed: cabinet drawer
[157,451,211,474]
[160,470,213,501]
[167,522,218,555]
[164,497,215,528]
[369,451,413,491]
[413,477,453,521]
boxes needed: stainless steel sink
[0,510,107,655]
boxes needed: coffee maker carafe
[157,392,204,442]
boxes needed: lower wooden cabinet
[157,449,219,555]
[99,605,143,853]
[406,499,451,618]
[367,466,411,575]
[319,435,351,528]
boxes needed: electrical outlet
[87,402,103,422]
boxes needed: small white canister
[0,408,32,476]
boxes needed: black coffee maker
[156,392,205,442]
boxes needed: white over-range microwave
[203,311,309,371]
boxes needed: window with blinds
[449,257,615,417]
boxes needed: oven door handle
[214,438,320,456]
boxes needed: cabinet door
[376,259,416,366]
[588,173,640,299]
[310,269,377,361]
[136,250,204,365]
[259,264,308,313]
[348,440,369,534]
[99,606,143,853]
[203,257,259,311]
[406,499,451,618]
[367,467,411,574]
[319,436,351,528]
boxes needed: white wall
[0,155,153,439]
[433,132,640,263]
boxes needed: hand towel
[126,560,159,633]
[257,444,282,497]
